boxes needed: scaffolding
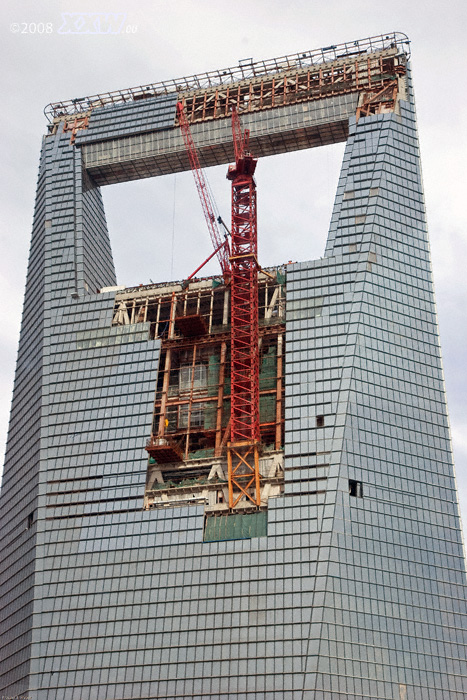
[111,269,286,513]
[45,32,409,121]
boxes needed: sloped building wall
[1,63,466,700]
[0,141,47,697]
[0,125,117,695]
[285,89,467,697]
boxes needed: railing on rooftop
[44,32,410,121]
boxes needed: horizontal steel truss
[45,32,409,120]
[177,51,404,125]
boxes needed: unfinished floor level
[1,33,466,700]
[110,271,286,520]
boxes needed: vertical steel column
[229,176,260,445]
[227,150,261,507]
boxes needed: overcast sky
[1,0,466,540]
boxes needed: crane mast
[226,110,261,508]
[177,103,262,510]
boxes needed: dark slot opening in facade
[349,479,363,498]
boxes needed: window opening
[179,365,207,394]
[179,403,205,429]
[349,479,363,498]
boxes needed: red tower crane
[176,102,230,278]
[177,103,261,509]
[226,110,261,509]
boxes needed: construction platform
[109,269,286,513]
[46,33,409,185]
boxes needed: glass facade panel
[1,42,466,700]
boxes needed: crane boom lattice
[176,102,230,277]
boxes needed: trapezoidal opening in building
[110,268,286,517]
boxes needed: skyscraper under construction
[1,32,466,700]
